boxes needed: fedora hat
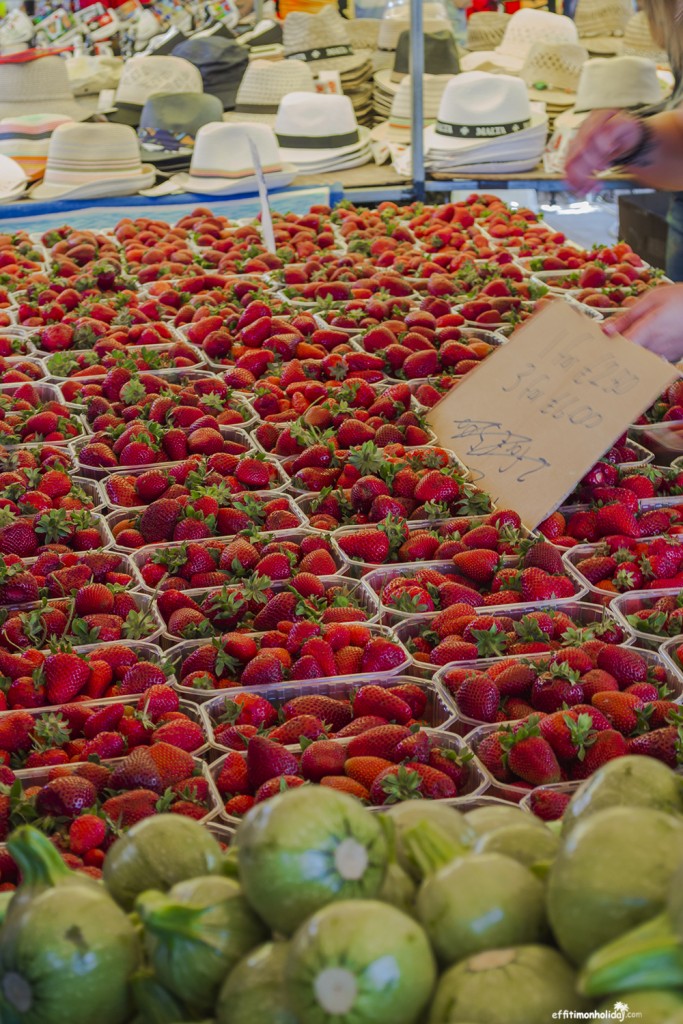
[521,42,588,108]
[170,121,297,195]
[275,91,372,170]
[31,121,156,200]
[108,55,203,126]
[283,6,371,77]
[371,73,449,143]
[575,0,632,52]
[138,92,224,167]
[223,58,315,126]
[461,9,579,74]
[374,28,459,92]
[0,55,94,122]
[424,71,547,163]
[465,12,510,52]
[622,10,668,64]
[376,3,450,51]
[172,36,248,109]
[574,55,662,113]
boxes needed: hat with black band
[274,91,372,169]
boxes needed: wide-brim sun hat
[0,154,28,200]
[0,55,95,122]
[573,55,663,113]
[170,120,297,195]
[30,121,156,200]
[371,74,450,142]
[575,0,633,53]
[461,9,579,74]
[424,70,547,153]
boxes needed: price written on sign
[425,301,678,530]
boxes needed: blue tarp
[0,186,332,231]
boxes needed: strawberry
[254,776,305,803]
[345,755,395,788]
[44,652,90,704]
[456,675,500,722]
[267,715,327,745]
[300,739,347,781]
[578,729,629,776]
[528,787,571,821]
[370,762,456,803]
[110,748,163,793]
[346,724,411,760]
[224,794,256,816]
[352,685,413,724]
[595,646,648,685]
[591,692,643,735]
[101,789,158,828]
[501,717,561,785]
[281,695,352,731]
[215,752,250,796]
[360,638,405,674]
[35,776,97,819]
[628,725,683,767]
[246,736,299,790]
[319,776,370,799]
[147,742,194,786]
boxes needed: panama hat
[65,54,123,97]
[137,92,224,168]
[30,121,156,200]
[461,9,579,74]
[223,58,314,126]
[0,55,95,122]
[0,154,28,201]
[275,91,372,170]
[347,18,380,52]
[575,0,632,53]
[622,10,668,64]
[374,29,459,93]
[108,55,203,126]
[424,71,547,170]
[371,73,450,143]
[172,36,248,110]
[169,121,297,195]
[521,42,588,109]
[465,12,510,52]
[283,6,371,78]
[574,56,662,113]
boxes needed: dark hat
[146,27,189,56]
[137,91,223,168]
[172,36,248,109]
[392,29,459,83]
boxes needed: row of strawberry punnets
[1,197,683,866]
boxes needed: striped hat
[223,58,315,125]
[0,113,73,156]
[31,121,156,200]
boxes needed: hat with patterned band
[169,121,297,196]
[137,92,224,166]
[31,121,156,199]
[283,6,371,77]
[223,58,315,126]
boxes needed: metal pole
[410,0,425,202]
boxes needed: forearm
[620,111,683,190]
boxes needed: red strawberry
[101,789,158,828]
[35,776,97,819]
[502,717,561,785]
[352,685,413,724]
[246,736,299,790]
[528,787,571,821]
[346,724,411,760]
[215,752,249,796]
[456,675,500,723]
[300,739,347,781]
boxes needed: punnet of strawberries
[0,508,108,557]
[0,384,85,445]
[174,623,408,692]
[568,537,683,596]
[76,420,254,470]
[0,642,172,708]
[0,550,136,606]
[0,458,98,515]
[46,341,203,381]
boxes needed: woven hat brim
[30,164,157,200]
[460,50,523,72]
[0,98,93,122]
[170,163,298,194]
[579,35,623,54]
[527,87,576,107]
[278,125,371,163]
[424,109,547,152]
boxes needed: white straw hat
[108,55,203,126]
[371,73,450,142]
[0,56,93,122]
[521,42,588,108]
[65,54,123,97]
[30,121,156,200]
[275,91,371,168]
[461,9,579,74]
[574,55,662,113]
[223,58,315,125]
[575,0,632,38]
[622,10,668,64]
[377,8,452,51]
[171,121,297,195]
[283,6,371,77]
[465,12,510,52]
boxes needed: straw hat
[575,0,633,55]
[521,42,588,108]
[377,5,451,51]
[424,71,547,172]
[553,55,663,134]
[108,55,204,126]
[223,58,315,125]
[461,9,579,74]
[65,54,123,97]
[275,91,372,169]
[622,10,668,64]
[0,10,34,53]
[371,73,450,143]
[170,121,298,195]
[138,92,224,167]
[283,6,371,76]
[0,56,94,122]
[465,12,510,52]
[0,155,27,201]
[347,18,380,52]
[374,29,459,93]
[172,37,249,110]
[30,121,156,200]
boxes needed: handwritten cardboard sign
[425,301,678,530]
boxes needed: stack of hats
[371,72,450,161]
[283,7,374,126]
[223,58,315,125]
[622,10,668,65]
[30,121,156,200]
[167,122,298,196]
[278,0,337,20]
[461,9,580,74]
[373,30,459,125]
[137,92,224,172]
[172,36,249,110]
[520,42,588,131]
[0,55,93,123]
[419,71,548,176]
[106,55,204,127]
[465,11,510,53]
[275,92,372,172]
[236,19,284,61]
[374,2,452,74]
[575,0,634,56]
[545,55,662,172]
[0,113,73,182]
